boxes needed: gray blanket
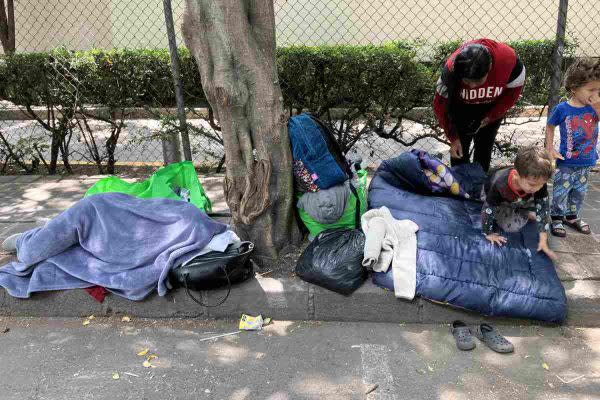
[297,181,350,224]
[0,193,227,300]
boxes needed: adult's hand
[450,139,463,159]
[479,117,491,129]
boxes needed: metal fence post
[548,0,569,114]
[163,0,192,162]
[162,136,182,165]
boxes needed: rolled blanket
[361,207,419,299]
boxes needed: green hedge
[277,44,434,113]
[0,40,576,111]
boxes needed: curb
[1,277,598,326]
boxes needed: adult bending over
[434,38,526,171]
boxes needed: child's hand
[485,233,507,246]
[538,232,558,261]
[587,93,600,113]
[546,146,564,160]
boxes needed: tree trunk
[0,0,15,54]
[182,0,301,262]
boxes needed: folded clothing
[361,207,419,300]
[182,230,241,266]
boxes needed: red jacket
[433,39,525,141]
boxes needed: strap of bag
[348,181,361,230]
[182,265,232,308]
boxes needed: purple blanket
[0,193,226,300]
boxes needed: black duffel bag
[169,241,254,306]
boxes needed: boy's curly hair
[514,146,554,180]
[564,58,600,92]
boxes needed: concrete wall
[11,0,600,56]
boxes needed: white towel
[361,207,419,299]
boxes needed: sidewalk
[1,173,599,326]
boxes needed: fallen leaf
[88,315,95,320]
[524,355,531,359]
[147,354,158,361]
[121,316,131,323]
[142,360,152,368]
[137,348,149,356]
[542,362,550,371]
[112,372,120,380]
[82,319,90,326]
[427,365,434,372]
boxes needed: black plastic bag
[295,227,366,294]
[295,184,366,295]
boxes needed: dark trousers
[450,119,502,172]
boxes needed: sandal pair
[451,321,514,353]
[552,218,591,236]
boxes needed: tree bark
[0,0,15,54]
[182,0,301,261]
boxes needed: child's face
[572,80,600,106]
[517,175,548,194]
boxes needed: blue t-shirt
[547,101,599,167]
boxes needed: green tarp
[85,161,212,212]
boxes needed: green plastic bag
[85,161,212,212]
[297,170,368,237]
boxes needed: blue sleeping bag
[369,152,567,323]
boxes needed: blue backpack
[288,113,350,191]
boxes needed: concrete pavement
[0,172,600,325]
[0,317,598,400]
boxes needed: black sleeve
[481,184,503,235]
[533,184,550,233]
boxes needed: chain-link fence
[0,0,598,175]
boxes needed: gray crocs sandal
[451,320,476,351]
[474,323,514,353]
[564,218,591,234]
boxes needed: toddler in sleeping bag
[481,146,556,260]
